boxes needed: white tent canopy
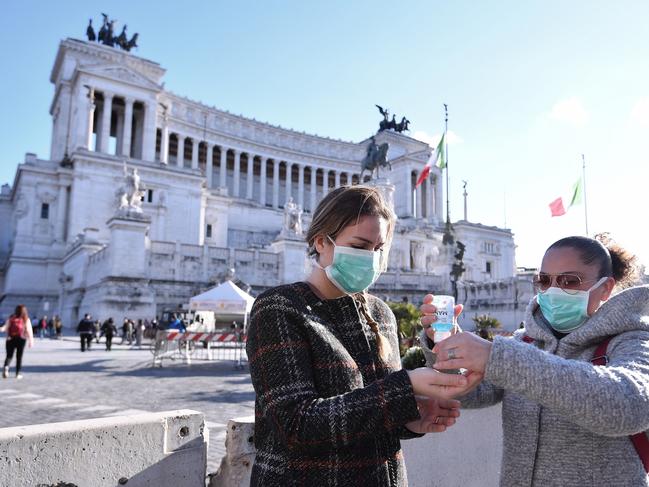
[189,281,255,315]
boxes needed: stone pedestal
[107,211,151,278]
[268,236,309,284]
[368,177,396,213]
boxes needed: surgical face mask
[313,237,383,294]
[536,277,609,333]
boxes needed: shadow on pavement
[22,359,114,374]
[107,360,251,380]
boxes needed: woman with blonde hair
[247,185,479,486]
[1,304,34,379]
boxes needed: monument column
[160,111,169,164]
[426,176,434,221]
[434,175,444,222]
[310,166,317,212]
[334,171,341,188]
[246,154,254,199]
[219,147,227,188]
[141,101,157,162]
[415,182,423,218]
[297,164,304,208]
[206,144,213,188]
[191,139,199,169]
[260,157,267,206]
[322,169,330,196]
[285,162,293,203]
[99,92,113,154]
[121,97,134,158]
[405,167,413,217]
[272,159,280,209]
[86,89,96,150]
[233,150,241,198]
[176,136,184,168]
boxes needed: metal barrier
[151,330,247,368]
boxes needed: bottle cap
[434,330,451,342]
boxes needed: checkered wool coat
[246,282,422,486]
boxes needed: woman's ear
[600,277,616,302]
[313,234,327,254]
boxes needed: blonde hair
[306,185,396,362]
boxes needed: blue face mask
[314,237,383,294]
[536,277,609,333]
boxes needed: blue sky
[2,1,648,269]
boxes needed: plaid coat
[247,282,422,486]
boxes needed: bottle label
[432,295,454,333]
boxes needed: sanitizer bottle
[432,295,454,342]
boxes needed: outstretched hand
[432,332,492,374]
[405,396,461,434]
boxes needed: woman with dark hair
[247,185,478,486]
[1,304,34,379]
[422,234,649,486]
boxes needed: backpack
[7,317,24,338]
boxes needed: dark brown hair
[546,233,639,288]
[13,304,28,322]
[306,185,396,362]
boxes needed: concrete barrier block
[208,416,255,487]
[0,409,208,487]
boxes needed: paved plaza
[0,334,255,473]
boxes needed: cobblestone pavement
[0,335,255,474]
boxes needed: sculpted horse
[360,142,391,180]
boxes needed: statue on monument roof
[85,13,139,52]
[86,19,96,42]
[375,104,411,133]
[116,163,146,216]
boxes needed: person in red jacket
[1,304,34,379]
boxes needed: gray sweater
[422,286,649,486]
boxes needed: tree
[472,314,502,341]
[387,302,421,356]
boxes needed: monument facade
[0,37,520,328]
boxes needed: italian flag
[416,133,446,188]
[549,177,583,217]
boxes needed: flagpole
[582,154,589,236]
[444,103,449,224]
[442,103,454,245]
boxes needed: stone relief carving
[15,193,29,219]
[280,197,303,238]
[410,241,426,271]
[115,165,145,215]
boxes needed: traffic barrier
[152,330,247,368]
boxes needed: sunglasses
[533,273,599,295]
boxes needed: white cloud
[629,97,649,128]
[549,97,590,127]
[412,130,463,147]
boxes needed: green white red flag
[416,133,445,188]
[549,177,583,217]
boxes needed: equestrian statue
[360,136,391,180]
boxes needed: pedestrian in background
[76,313,95,352]
[47,316,54,338]
[100,318,117,351]
[54,315,62,339]
[1,304,34,379]
[135,319,144,348]
[94,319,101,344]
[39,316,47,339]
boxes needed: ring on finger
[433,416,440,424]
[447,348,458,360]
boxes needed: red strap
[522,335,535,343]
[592,337,649,473]
[631,432,649,474]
